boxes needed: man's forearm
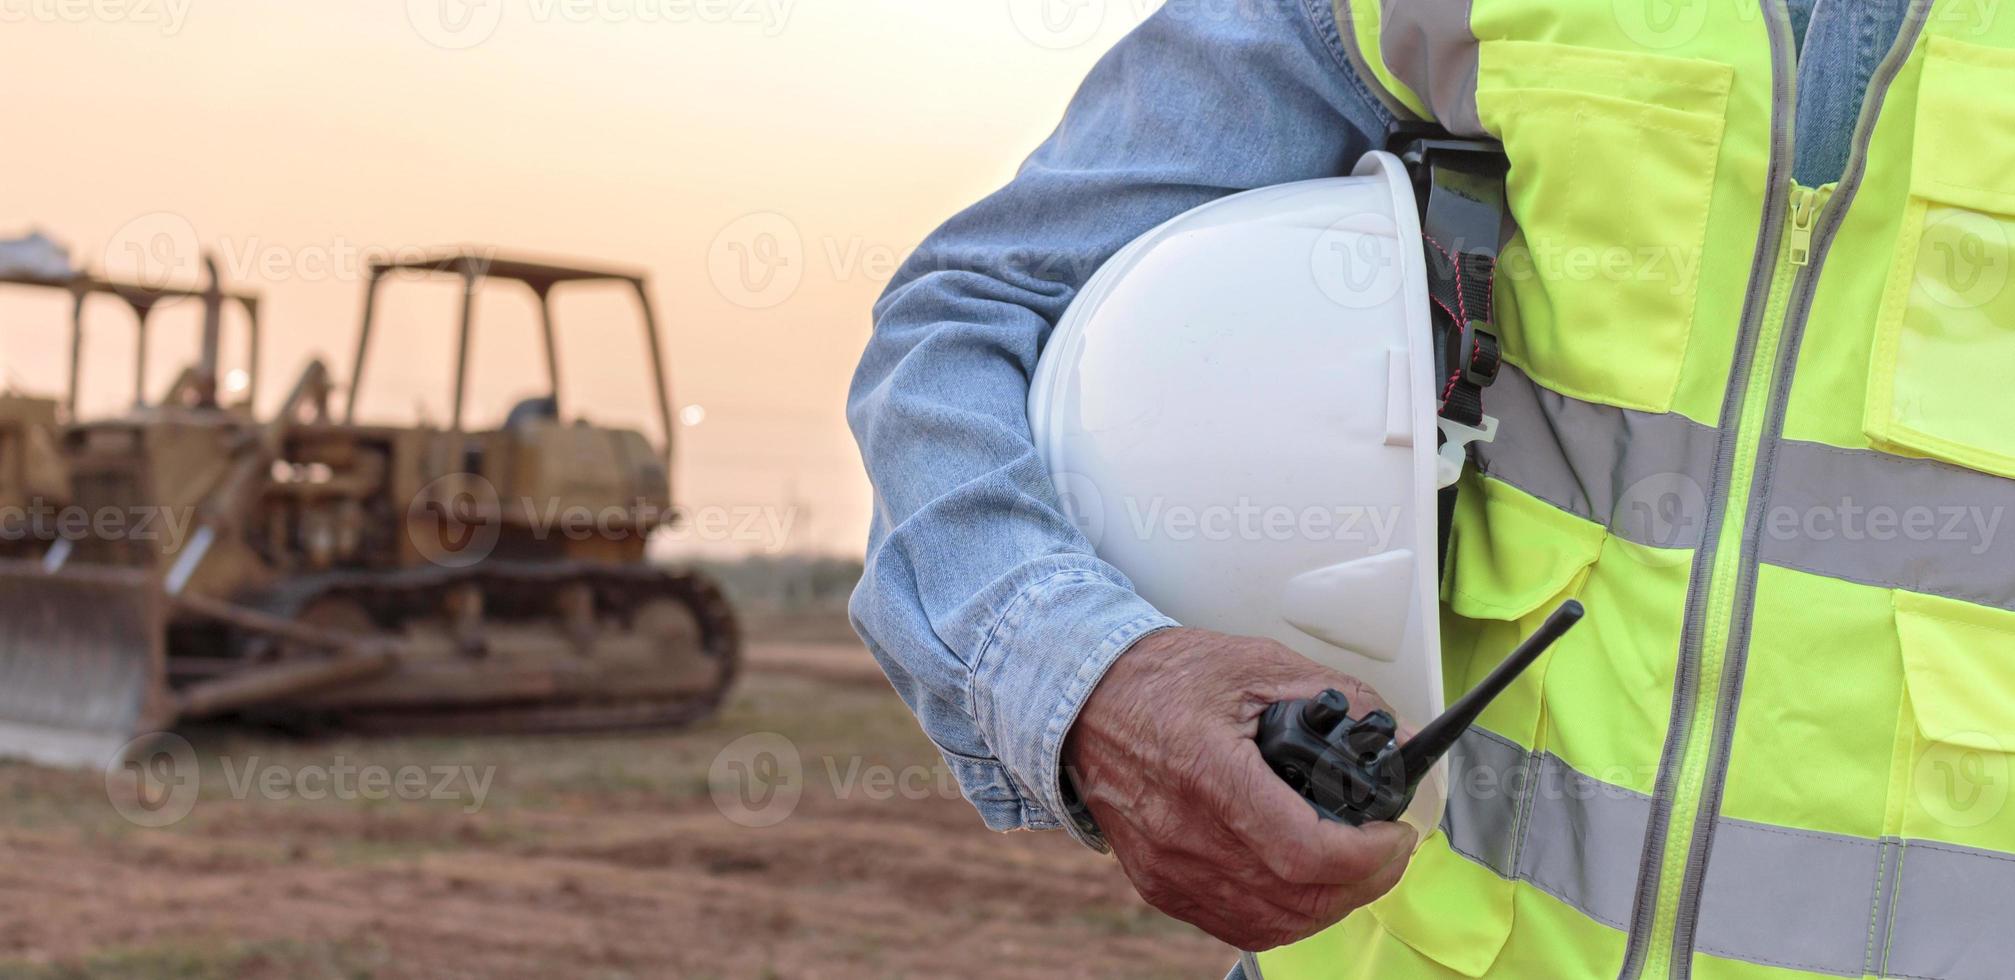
[847,0,1391,838]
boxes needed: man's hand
[1064,627,1419,951]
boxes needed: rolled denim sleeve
[846,0,1392,846]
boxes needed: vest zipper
[1635,207,1808,980]
[1617,3,1801,976]
[1620,2,1935,974]
[1787,186,1823,267]
[1647,195,1811,975]
[1658,3,1933,973]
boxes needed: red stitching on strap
[1482,253,1497,322]
[1420,232,1466,323]
[1423,231,1466,403]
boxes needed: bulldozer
[0,250,740,767]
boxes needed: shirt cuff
[968,560,1177,851]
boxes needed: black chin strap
[1396,134,1511,429]
[1391,131,1512,566]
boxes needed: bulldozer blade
[0,561,167,769]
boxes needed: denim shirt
[847,0,1908,848]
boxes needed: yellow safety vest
[1257,1,2015,978]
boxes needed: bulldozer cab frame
[0,256,262,418]
[343,250,678,467]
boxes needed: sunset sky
[0,1,1156,556]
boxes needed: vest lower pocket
[1475,41,1734,414]
[1440,474,1604,751]
[1364,831,1518,978]
[1361,475,1606,975]
[1866,37,2015,478]
[1892,589,2015,853]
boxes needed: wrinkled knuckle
[1263,836,1328,883]
[1252,840,1301,882]
[1280,852,1326,886]
[1252,919,1312,952]
[1343,675,1392,711]
[1333,842,1386,883]
[1274,885,1330,921]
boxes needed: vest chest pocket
[1475,41,1734,414]
[1866,37,2015,478]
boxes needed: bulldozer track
[240,561,741,735]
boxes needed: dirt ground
[0,612,1231,979]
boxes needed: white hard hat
[1029,151,1472,832]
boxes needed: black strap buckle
[1460,320,1502,387]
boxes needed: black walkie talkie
[1255,600,1585,826]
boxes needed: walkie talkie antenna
[1395,598,1584,792]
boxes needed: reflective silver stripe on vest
[1446,727,2015,977]
[1469,373,2015,609]
[1446,728,1646,929]
[1760,438,2015,613]
[1694,822,1887,976]
[1328,0,1420,123]
[1376,0,1484,136]
[1883,841,2015,980]
[1471,365,1720,550]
